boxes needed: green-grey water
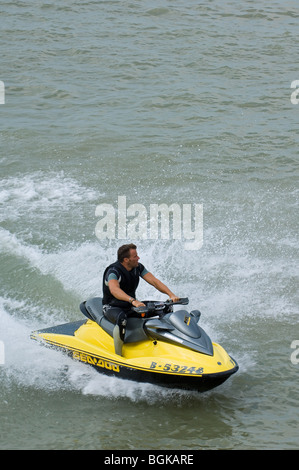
[0,1,298,450]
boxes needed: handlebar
[132,298,189,316]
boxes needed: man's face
[126,249,140,269]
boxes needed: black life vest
[102,260,144,308]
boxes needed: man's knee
[116,312,127,341]
[103,306,123,324]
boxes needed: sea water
[0,0,298,450]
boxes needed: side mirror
[190,310,201,320]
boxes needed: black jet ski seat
[79,297,148,343]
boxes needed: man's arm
[108,279,145,307]
[142,272,180,302]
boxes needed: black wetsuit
[102,261,148,339]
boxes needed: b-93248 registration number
[150,361,203,375]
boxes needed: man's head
[117,244,140,270]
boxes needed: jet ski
[31,298,238,393]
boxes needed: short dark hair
[117,244,137,262]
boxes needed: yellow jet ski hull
[31,319,238,392]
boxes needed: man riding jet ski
[99,243,180,356]
[31,245,239,392]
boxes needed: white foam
[0,228,104,297]
[80,373,201,404]
[0,296,64,389]
[0,227,42,266]
[0,171,99,215]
